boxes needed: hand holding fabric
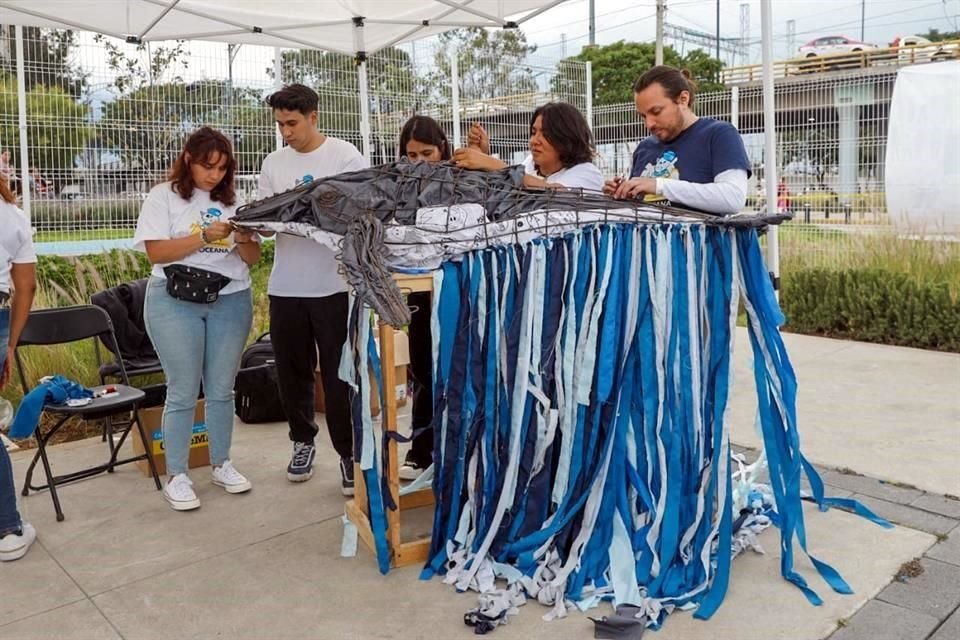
[203,221,233,242]
[453,148,506,172]
[613,177,657,200]
[467,123,490,154]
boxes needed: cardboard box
[315,329,410,416]
[132,401,210,476]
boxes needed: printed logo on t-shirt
[298,174,314,186]
[190,207,230,254]
[639,150,679,202]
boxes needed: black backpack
[234,333,287,424]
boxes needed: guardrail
[721,39,960,85]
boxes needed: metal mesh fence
[0,27,589,247]
[0,25,917,269]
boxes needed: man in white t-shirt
[258,84,368,495]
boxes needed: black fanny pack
[163,265,231,304]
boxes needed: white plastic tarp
[885,61,960,235]
[0,0,568,53]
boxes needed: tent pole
[273,47,283,151]
[354,17,372,162]
[451,52,461,149]
[358,59,372,162]
[15,25,30,218]
[585,61,593,130]
[761,0,779,295]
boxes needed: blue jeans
[144,277,252,476]
[0,308,20,535]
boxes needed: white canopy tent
[0,0,572,212]
[0,1,568,54]
[1,0,780,280]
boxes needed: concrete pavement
[1,330,957,640]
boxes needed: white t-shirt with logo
[0,202,37,294]
[522,155,604,191]
[258,138,368,297]
[133,182,252,295]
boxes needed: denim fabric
[0,308,19,535]
[144,277,251,475]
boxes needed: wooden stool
[344,273,436,567]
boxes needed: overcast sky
[77,0,960,99]
[520,0,960,63]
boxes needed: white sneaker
[212,460,252,494]
[0,522,36,562]
[164,473,201,511]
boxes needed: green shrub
[782,268,960,352]
[29,201,141,232]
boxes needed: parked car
[889,35,959,63]
[799,35,878,58]
[60,184,90,200]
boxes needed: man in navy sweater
[605,65,751,215]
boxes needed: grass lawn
[34,228,135,243]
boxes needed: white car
[799,35,878,58]
[890,35,959,63]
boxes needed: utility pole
[656,0,666,65]
[786,19,796,59]
[860,0,866,41]
[739,3,750,65]
[589,0,596,46]
[716,0,721,62]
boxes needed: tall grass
[778,225,960,350]
[2,246,277,406]
[1,251,152,405]
[778,224,960,298]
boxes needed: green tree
[554,41,724,107]
[427,28,539,103]
[922,28,960,42]
[92,34,189,93]
[97,80,268,176]
[0,26,87,99]
[92,35,195,178]
[268,46,418,134]
[0,74,92,175]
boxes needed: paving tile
[876,558,960,621]
[0,600,120,639]
[89,504,936,640]
[829,600,939,640]
[930,607,960,640]
[0,538,86,627]
[927,525,960,567]
[820,469,924,505]
[847,494,957,537]
[911,495,960,520]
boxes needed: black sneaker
[339,456,355,497]
[287,442,316,483]
[399,451,428,481]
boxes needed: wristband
[200,228,209,244]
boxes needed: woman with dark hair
[396,114,449,480]
[399,115,451,163]
[0,173,37,561]
[134,126,260,511]
[453,101,603,191]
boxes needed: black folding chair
[91,280,166,452]
[13,305,162,521]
